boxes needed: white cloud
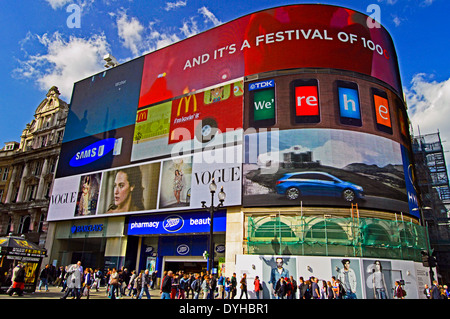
[180,17,199,38]
[165,0,187,11]
[392,15,402,26]
[406,73,450,169]
[116,10,145,56]
[13,32,110,100]
[45,0,72,9]
[145,23,181,52]
[198,6,221,26]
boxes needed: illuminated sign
[69,138,119,167]
[71,224,104,234]
[291,79,320,124]
[372,88,392,134]
[337,81,362,126]
[128,211,227,235]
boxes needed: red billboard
[138,4,402,107]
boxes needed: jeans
[161,292,171,299]
[344,291,357,299]
[39,278,48,291]
[375,288,387,299]
[139,285,151,299]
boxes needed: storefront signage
[127,210,226,235]
[177,244,190,255]
[71,224,104,234]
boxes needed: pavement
[0,284,163,300]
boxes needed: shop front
[126,210,226,280]
[45,216,127,272]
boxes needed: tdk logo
[249,79,274,91]
[163,215,184,232]
[69,138,116,167]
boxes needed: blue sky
[1,0,450,170]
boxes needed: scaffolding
[246,211,429,262]
[413,130,450,281]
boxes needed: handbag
[110,277,119,286]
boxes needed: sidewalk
[0,285,163,300]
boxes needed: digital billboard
[131,80,244,162]
[242,128,419,218]
[138,4,402,108]
[48,145,242,221]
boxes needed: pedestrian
[38,264,50,292]
[209,274,217,299]
[201,275,210,299]
[138,269,151,299]
[54,266,65,288]
[290,276,297,299]
[230,273,237,299]
[320,280,328,299]
[191,273,201,299]
[135,272,142,299]
[336,279,345,299]
[151,270,158,289]
[109,267,120,299]
[128,270,137,297]
[224,277,231,299]
[311,277,320,299]
[171,272,179,299]
[327,281,335,299]
[298,277,307,299]
[217,272,225,299]
[431,280,440,299]
[7,263,25,297]
[240,273,248,299]
[394,281,406,299]
[82,268,92,299]
[423,284,431,299]
[60,263,82,299]
[275,277,286,299]
[161,270,173,299]
[178,273,189,299]
[254,276,262,299]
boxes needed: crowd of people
[6,261,448,300]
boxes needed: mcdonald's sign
[137,109,148,123]
[177,94,197,116]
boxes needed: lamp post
[201,178,226,274]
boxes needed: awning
[0,234,47,258]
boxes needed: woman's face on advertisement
[113,171,134,208]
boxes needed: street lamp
[201,178,226,274]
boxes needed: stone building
[0,86,68,246]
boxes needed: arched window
[361,224,391,246]
[255,220,296,238]
[306,221,348,240]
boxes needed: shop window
[255,221,296,238]
[306,221,348,241]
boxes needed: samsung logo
[163,215,184,232]
[69,138,117,167]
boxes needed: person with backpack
[7,263,26,296]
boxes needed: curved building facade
[45,4,432,299]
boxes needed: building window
[27,185,36,201]
[44,182,52,198]
[0,189,4,202]
[33,161,42,176]
[7,216,12,234]
[1,167,8,181]
[38,214,46,233]
[18,215,31,234]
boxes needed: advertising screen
[337,81,362,126]
[291,79,320,123]
[63,57,145,143]
[131,80,243,162]
[243,128,418,217]
[138,4,402,108]
[372,88,392,134]
[249,80,276,127]
[48,145,242,221]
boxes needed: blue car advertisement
[243,128,410,213]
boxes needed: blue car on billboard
[275,171,364,202]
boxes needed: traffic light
[421,250,437,268]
